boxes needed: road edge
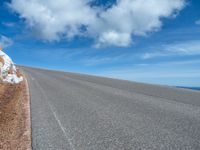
[22,74,32,150]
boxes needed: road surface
[22,67,200,150]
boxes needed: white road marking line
[29,74,75,150]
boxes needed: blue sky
[1,0,200,86]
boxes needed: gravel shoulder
[0,76,31,149]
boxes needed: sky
[0,0,200,87]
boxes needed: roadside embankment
[0,74,31,150]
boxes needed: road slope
[22,67,200,150]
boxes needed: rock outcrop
[0,48,23,84]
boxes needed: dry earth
[0,77,31,150]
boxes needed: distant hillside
[177,87,200,91]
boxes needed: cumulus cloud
[95,31,132,47]
[9,0,96,41]
[0,35,13,48]
[9,0,185,47]
[94,0,185,47]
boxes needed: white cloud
[0,35,13,48]
[195,19,200,25]
[2,22,15,27]
[95,31,132,47]
[94,0,185,47]
[9,0,185,47]
[142,40,200,59]
[9,0,96,41]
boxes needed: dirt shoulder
[0,77,31,149]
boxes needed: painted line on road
[29,75,75,150]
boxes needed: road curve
[22,67,200,150]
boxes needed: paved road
[22,67,200,150]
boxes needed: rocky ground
[0,77,31,149]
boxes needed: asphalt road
[22,67,200,150]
